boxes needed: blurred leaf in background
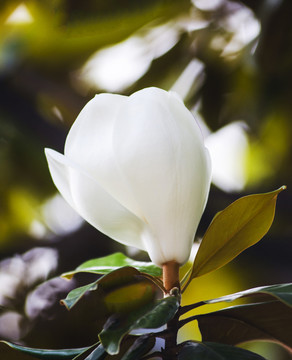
[0,1,291,359]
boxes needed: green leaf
[178,341,266,359]
[204,283,292,307]
[62,253,161,279]
[206,342,267,359]
[183,187,285,289]
[120,335,155,360]
[104,281,156,314]
[61,281,99,309]
[83,345,107,360]
[71,344,104,360]
[181,283,292,316]
[197,301,292,350]
[0,341,89,359]
[61,267,142,309]
[99,294,180,355]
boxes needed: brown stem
[162,261,180,294]
[162,261,181,359]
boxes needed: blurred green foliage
[0,0,291,359]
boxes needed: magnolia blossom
[45,87,211,266]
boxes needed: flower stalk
[162,261,181,359]
[162,261,180,294]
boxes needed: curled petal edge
[44,148,146,250]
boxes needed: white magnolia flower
[45,87,211,266]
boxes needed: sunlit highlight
[5,4,34,25]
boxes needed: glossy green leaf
[104,281,156,314]
[99,294,180,355]
[182,283,292,316]
[205,282,292,307]
[197,301,292,350]
[71,344,103,360]
[183,187,285,289]
[0,341,89,359]
[61,281,99,309]
[178,341,266,359]
[61,267,141,309]
[205,342,267,359]
[83,345,107,360]
[120,335,155,360]
[62,253,161,279]
[108,336,140,360]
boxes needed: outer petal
[64,94,141,216]
[45,148,146,250]
[112,88,211,265]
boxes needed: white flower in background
[205,121,248,192]
[45,87,211,266]
[79,23,180,92]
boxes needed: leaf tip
[61,273,74,280]
[59,299,69,309]
[273,185,287,199]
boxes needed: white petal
[45,148,146,250]
[112,88,211,265]
[64,93,142,218]
[65,93,125,180]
